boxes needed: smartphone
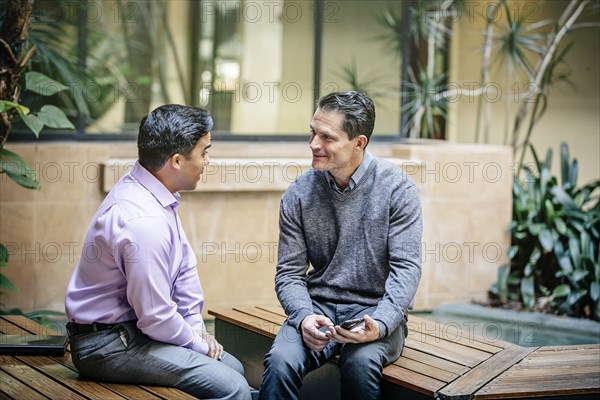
[339,317,365,331]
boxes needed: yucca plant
[490,142,600,320]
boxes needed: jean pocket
[117,327,129,347]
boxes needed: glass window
[192,0,315,135]
[9,0,450,140]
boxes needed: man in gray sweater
[258,91,422,400]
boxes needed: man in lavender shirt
[65,104,252,399]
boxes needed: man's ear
[355,135,368,151]
[169,153,183,170]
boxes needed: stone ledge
[102,157,421,193]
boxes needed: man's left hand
[202,331,224,360]
[326,314,380,344]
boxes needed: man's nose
[309,135,320,150]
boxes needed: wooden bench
[0,315,195,400]
[209,305,600,400]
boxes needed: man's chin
[312,158,333,171]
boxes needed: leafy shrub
[490,143,600,320]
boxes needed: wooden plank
[505,365,600,377]
[400,347,470,376]
[436,344,537,400]
[1,316,189,400]
[95,384,163,400]
[208,308,280,339]
[528,345,600,354]
[0,356,87,400]
[519,353,599,364]
[14,354,127,400]
[405,338,487,368]
[233,306,287,325]
[141,386,198,400]
[394,356,459,383]
[382,364,447,397]
[0,368,50,400]
[255,305,287,318]
[475,377,600,399]
[510,358,600,370]
[407,332,492,367]
[408,315,508,353]
[536,344,600,351]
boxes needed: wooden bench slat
[0,317,156,400]
[408,315,509,353]
[495,368,600,381]
[0,355,87,400]
[1,316,194,400]
[405,338,488,368]
[536,344,600,351]
[511,359,600,370]
[0,368,50,400]
[141,386,199,400]
[232,306,287,325]
[255,305,287,318]
[526,346,600,357]
[14,354,129,400]
[475,376,600,399]
[407,331,493,366]
[399,347,470,376]
[393,356,459,383]
[382,364,447,397]
[519,352,599,364]
[436,344,537,400]
[208,308,280,339]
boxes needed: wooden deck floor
[209,305,600,400]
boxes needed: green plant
[0,0,71,316]
[490,142,600,320]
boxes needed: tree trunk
[0,0,34,146]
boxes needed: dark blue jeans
[69,320,252,400]
[258,301,406,400]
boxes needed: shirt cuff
[189,332,209,355]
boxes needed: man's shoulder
[284,169,323,197]
[105,175,164,221]
[370,156,416,188]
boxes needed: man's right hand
[300,314,333,352]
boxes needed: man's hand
[326,314,380,344]
[201,331,224,360]
[300,314,333,352]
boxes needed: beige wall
[448,0,599,185]
[0,141,511,316]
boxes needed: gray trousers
[69,320,252,400]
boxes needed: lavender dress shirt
[65,161,208,355]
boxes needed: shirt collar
[325,150,373,193]
[130,161,180,208]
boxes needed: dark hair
[317,91,375,143]
[137,104,213,171]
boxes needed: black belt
[66,321,117,335]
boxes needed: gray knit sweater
[275,156,423,337]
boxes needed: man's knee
[264,343,304,373]
[339,346,383,379]
[221,373,252,400]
